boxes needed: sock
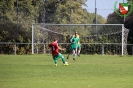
[78,50,80,55]
[73,50,77,58]
[67,53,70,59]
[74,53,77,58]
[61,55,66,64]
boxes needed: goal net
[32,24,126,55]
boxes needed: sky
[82,0,126,19]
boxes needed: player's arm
[70,35,75,43]
[70,38,72,43]
[71,38,76,44]
[58,46,64,50]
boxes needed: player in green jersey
[67,32,79,61]
[72,31,81,56]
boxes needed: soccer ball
[64,62,69,66]
[65,62,68,64]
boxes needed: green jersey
[72,35,80,44]
[70,37,79,49]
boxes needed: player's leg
[58,53,65,64]
[67,45,72,60]
[67,51,71,60]
[52,56,58,66]
[77,44,81,56]
[73,48,77,61]
[58,53,69,65]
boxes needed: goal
[32,24,126,55]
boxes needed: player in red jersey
[49,38,68,66]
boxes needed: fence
[0,42,133,55]
[0,23,133,55]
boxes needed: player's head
[54,38,58,42]
[75,31,78,37]
[75,31,78,35]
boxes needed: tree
[0,0,107,54]
[106,0,133,54]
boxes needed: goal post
[32,24,34,54]
[31,23,125,55]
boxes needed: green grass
[0,54,133,88]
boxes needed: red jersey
[49,41,59,56]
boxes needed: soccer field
[0,54,133,88]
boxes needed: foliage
[105,0,133,54]
[124,0,133,44]
[0,0,109,54]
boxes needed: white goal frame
[31,23,125,55]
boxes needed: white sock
[78,50,80,55]
[74,53,77,58]
[73,50,77,58]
